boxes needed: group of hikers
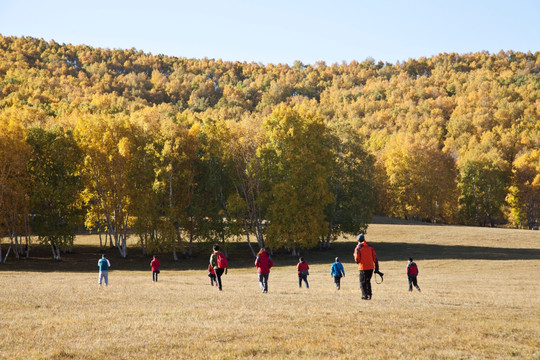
[98,233,421,297]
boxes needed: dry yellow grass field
[1,223,539,359]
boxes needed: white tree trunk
[3,246,11,263]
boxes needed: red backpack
[217,252,228,269]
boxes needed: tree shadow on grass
[274,241,540,267]
[0,241,539,273]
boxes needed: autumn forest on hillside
[0,35,538,260]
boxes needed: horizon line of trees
[0,35,538,260]
[1,105,376,260]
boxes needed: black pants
[333,276,342,289]
[408,274,420,291]
[359,269,373,299]
[258,273,269,292]
[153,270,159,282]
[215,268,225,290]
[299,274,309,288]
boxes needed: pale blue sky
[1,0,538,65]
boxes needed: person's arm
[341,263,345,277]
[107,259,111,268]
[269,257,274,268]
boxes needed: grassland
[1,223,539,359]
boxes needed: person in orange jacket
[353,234,379,300]
[150,255,161,282]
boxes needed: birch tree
[260,105,334,252]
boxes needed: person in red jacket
[150,255,161,282]
[407,257,421,292]
[208,264,216,286]
[255,247,274,293]
[353,234,379,300]
[297,257,310,289]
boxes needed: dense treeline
[0,35,538,259]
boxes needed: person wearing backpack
[353,234,379,300]
[98,254,111,287]
[297,257,310,288]
[255,247,274,293]
[330,257,345,290]
[209,244,228,291]
[407,257,421,292]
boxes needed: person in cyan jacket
[98,254,111,286]
[330,257,345,290]
[407,257,421,292]
[255,247,274,293]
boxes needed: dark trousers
[408,274,420,291]
[333,276,342,289]
[153,270,159,282]
[359,269,373,298]
[215,268,225,290]
[299,274,309,288]
[258,273,269,292]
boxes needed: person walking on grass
[208,264,216,286]
[353,234,379,300]
[255,247,274,293]
[407,257,421,292]
[330,257,345,290]
[209,244,228,291]
[297,257,310,288]
[98,254,110,287]
[150,255,161,282]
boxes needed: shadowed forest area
[2,223,538,272]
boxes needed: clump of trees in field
[0,36,538,258]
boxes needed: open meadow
[1,223,539,359]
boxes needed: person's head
[153,255,157,259]
[335,257,340,263]
[257,247,267,257]
[213,244,220,252]
[101,254,106,258]
[357,233,365,242]
[299,257,304,263]
[408,257,413,262]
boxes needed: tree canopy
[1,35,538,258]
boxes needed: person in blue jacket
[330,257,345,290]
